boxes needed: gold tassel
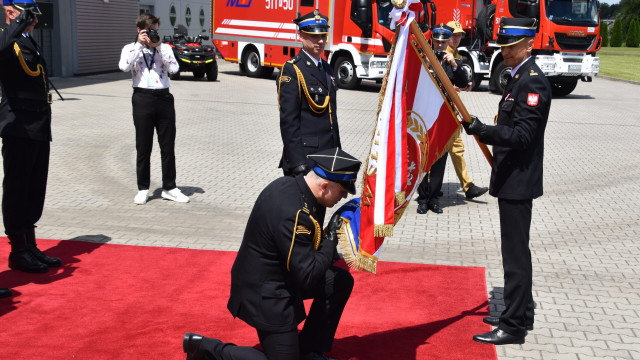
[395,191,406,206]
[374,224,394,237]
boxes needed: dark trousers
[498,198,535,337]
[417,154,448,205]
[132,91,176,191]
[197,266,353,360]
[2,137,49,236]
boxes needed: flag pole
[408,20,493,167]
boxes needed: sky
[600,0,620,4]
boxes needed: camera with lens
[146,29,160,43]
[434,50,445,62]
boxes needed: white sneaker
[134,190,149,205]
[161,188,190,203]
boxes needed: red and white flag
[350,2,461,273]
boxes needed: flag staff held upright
[407,19,493,166]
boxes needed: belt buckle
[47,93,52,104]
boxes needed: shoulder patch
[280,75,291,83]
[296,225,311,235]
[527,93,539,106]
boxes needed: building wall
[140,0,213,46]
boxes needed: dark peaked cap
[293,10,330,34]
[496,17,537,46]
[308,148,361,195]
[432,23,454,41]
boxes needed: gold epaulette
[286,210,322,271]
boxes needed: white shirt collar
[301,49,321,66]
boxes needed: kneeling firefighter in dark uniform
[183,148,361,360]
[0,0,61,297]
[277,10,340,176]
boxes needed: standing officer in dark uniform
[463,18,551,345]
[277,10,340,176]
[0,0,61,297]
[416,24,468,214]
[183,148,360,360]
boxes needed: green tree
[600,21,609,47]
[611,19,624,47]
[626,19,640,47]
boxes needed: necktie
[317,62,323,72]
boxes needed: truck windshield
[377,0,394,30]
[546,0,599,26]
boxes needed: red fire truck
[212,0,600,95]
[427,0,602,96]
[210,0,402,89]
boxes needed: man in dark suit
[416,23,469,215]
[463,17,551,345]
[183,148,361,360]
[277,10,340,176]
[0,0,61,298]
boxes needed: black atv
[164,25,218,81]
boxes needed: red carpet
[0,239,496,360]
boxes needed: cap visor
[300,27,329,35]
[496,36,526,47]
[14,4,41,15]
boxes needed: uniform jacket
[0,22,51,141]
[277,51,340,172]
[479,57,551,200]
[441,56,468,89]
[227,175,335,332]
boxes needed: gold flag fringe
[374,224,393,237]
[336,227,378,274]
[395,191,406,206]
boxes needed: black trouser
[132,90,176,191]
[498,198,535,338]
[416,154,448,205]
[197,266,353,359]
[2,136,49,236]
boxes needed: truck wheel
[193,70,205,79]
[334,56,361,90]
[462,57,483,91]
[477,4,496,41]
[170,71,180,81]
[243,47,264,78]
[550,78,578,96]
[490,60,511,94]
[206,61,218,82]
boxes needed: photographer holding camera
[0,0,62,299]
[119,13,189,205]
[416,23,469,215]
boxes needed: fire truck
[436,0,601,96]
[210,0,400,89]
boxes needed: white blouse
[118,42,179,89]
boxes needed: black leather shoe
[28,245,62,267]
[428,203,443,214]
[483,316,533,330]
[0,288,11,298]
[417,203,428,214]
[465,183,489,200]
[183,333,204,360]
[9,250,48,273]
[473,329,525,345]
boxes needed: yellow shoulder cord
[13,43,46,89]
[286,211,322,271]
[291,64,331,115]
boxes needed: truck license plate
[568,65,581,72]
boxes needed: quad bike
[164,25,218,81]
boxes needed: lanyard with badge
[142,47,156,87]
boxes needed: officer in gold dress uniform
[277,11,340,176]
[464,18,551,345]
[183,148,360,360]
[0,0,61,299]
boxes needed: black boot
[26,228,61,267]
[0,288,11,298]
[8,234,48,273]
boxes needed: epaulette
[287,58,296,64]
[529,69,538,76]
[286,206,322,271]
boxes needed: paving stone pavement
[2,61,640,359]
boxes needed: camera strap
[142,48,156,71]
